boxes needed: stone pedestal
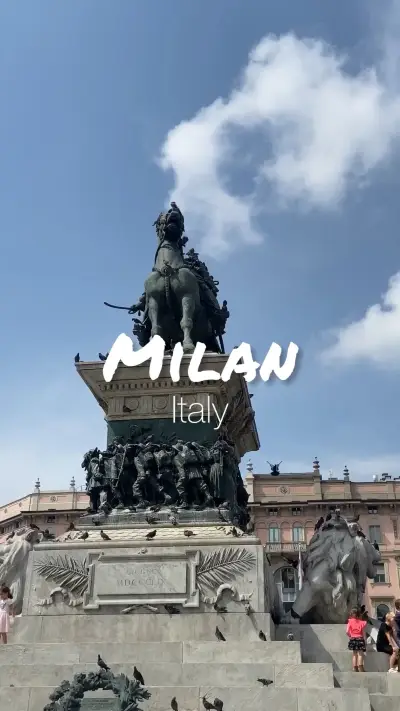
[75,353,259,457]
[22,527,272,617]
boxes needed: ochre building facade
[245,463,400,620]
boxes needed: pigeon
[99,352,109,361]
[146,530,157,540]
[215,626,226,641]
[164,604,180,615]
[100,530,111,541]
[257,678,273,686]
[213,698,223,711]
[258,630,267,641]
[133,666,144,685]
[314,517,324,531]
[169,514,178,526]
[29,523,40,530]
[244,602,252,616]
[67,522,75,531]
[183,530,195,537]
[79,531,89,540]
[373,540,380,551]
[202,697,215,711]
[231,527,239,537]
[97,654,110,671]
[287,632,294,641]
[6,531,15,541]
[74,353,80,363]
[325,513,332,522]
[145,514,159,525]
[171,697,178,711]
[213,603,228,614]
[123,405,132,413]
[41,529,55,540]
[150,504,162,512]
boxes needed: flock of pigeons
[95,624,273,710]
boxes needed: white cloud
[159,30,400,256]
[321,272,400,367]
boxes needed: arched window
[274,566,299,613]
[292,525,305,543]
[268,525,281,543]
[376,603,390,620]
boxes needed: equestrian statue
[105,203,229,353]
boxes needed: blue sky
[1,0,400,501]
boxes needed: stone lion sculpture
[0,527,41,614]
[291,512,380,623]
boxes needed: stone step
[11,612,274,644]
[334,671,400,696]
[276,624,390,671]
[310,651,389,672]
[334,671,388,694]
[0,640,301,665]
[0,662,333,689]
[370,694,400,711]
[1,684,372,711]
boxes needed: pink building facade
[245,464,400,620]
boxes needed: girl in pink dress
[0,586,13,644]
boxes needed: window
[376,603,390,619]
[46,515,56,523]
[274,566,300,613]
[268,525,281,543]
[292,525,305,542]
[292,507,302,516]
[368,506,378,514]
[268,508,279,516]
[374,564,386,584]
[393,519,398,539]
[369,525,382,544]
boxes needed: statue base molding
[76,353,259,457]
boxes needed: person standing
[376,612,399,673]
[0,585,14,644]
[346,607,367,671]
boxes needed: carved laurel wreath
[43,668,151,711]
[34,547,256,605]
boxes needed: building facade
[0,480,89,543]
[245,461,400,619]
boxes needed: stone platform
[4,529,397,710]
[3,616,400,711]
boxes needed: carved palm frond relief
[197,547,256,593]
[34,555,89,596]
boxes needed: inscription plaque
[83,550,200,610]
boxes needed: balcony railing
[265,542,307,553]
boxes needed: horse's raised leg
[147,295,163,338]
[180,294,195,352]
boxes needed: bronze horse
[144,204,217,352]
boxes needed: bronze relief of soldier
[82,431,249,526]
